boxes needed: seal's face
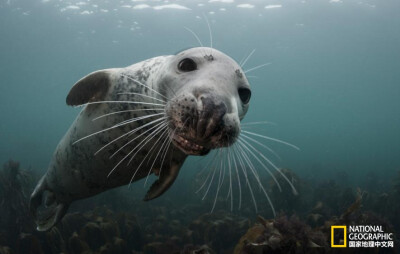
[160,47,251,156]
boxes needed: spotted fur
[30,47,251,231]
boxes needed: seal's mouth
[172,134,210,156]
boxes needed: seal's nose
[196,95,227,139]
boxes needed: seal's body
[30,47,252,231]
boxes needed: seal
[30,47,252,231]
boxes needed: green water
[0,0,399,201]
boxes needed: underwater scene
[1,0,400,253]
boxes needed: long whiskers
[156,128,175,180]
[120,74,169,101]
[195,151,220,194]
[240,49,256,68]
[232,144,258,212]
[96,117,166,156]
[236,142,276,216]
[244,63,272,74]
[117,92,167,104]
[92,108,165,121]
[226,145,234,211]
[82,100,166,108]
[202,148,221,200]
[129,127,170,187]
[230,147,242,209]
[211,154,224,213]
[107,121,168,178]
[143,129,172,187]
[237,138,282,192]
[126,122,168,166]
[240,133,282,161]
[242,130,300,151]
[184,26,204,47]
[239,137,298,195]
[203,14,213,57]
[74,113,165,145]
[195,123,301,215]
[241,121,277,127]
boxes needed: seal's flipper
[66,69,118,106]
[144,162,183,201]
[35,203,69,232]
[29,176,70,231]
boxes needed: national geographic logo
[331,225,395,248]
[331,226,347,247]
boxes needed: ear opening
[66,69,114,106]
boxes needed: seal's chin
[172,134,210,156]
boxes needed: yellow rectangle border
[331,225,347,247]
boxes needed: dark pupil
[178,58,197,72]
[238,88,251,104]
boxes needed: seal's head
[160,47,251,156]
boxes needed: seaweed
[0,159,399,253]
[0,160,36,247]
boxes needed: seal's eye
[238,88,251,104]
[178,58,197,72]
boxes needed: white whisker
[226,147,233,211]
[95,116,166,156]
[240,49,255,68]
[92,108,165,121]
[161,130,174,164]
[109,119,166,159]
[156,122,184,179]
[126,123,168,165]
[218,151,226,189]
[241,121,276,126]
[202,148,221,200]
[117,92,167,104]
[155,128,175,179]
[211,157,223,213]
[236,142,276,216]
[143,129,171,187]
[242,130,300,151]
[239,51,249,67]
[240,133,282,161]
[114,112,165,127]
[120,74,169,101]
[203,14,213,56]
[196,151,219,194]
[244,63,271,74]
[239,138,298,196]
[128,127,169,187]
[139,128,170,187]
[82,100,166,107]
[107,122,167,178]
[184,26,204,47]
[230,147,242,209]
[236,142,262,189]
[238,138,282,192]
[233,144,258,212]
[74,113,165,145]
[196,150,218,178]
